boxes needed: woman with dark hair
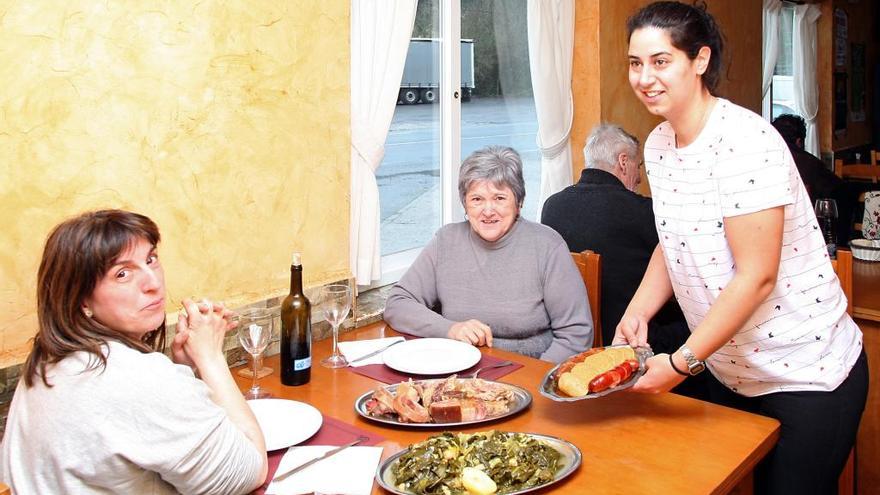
[0,210,267,494]
[384,146,593,362]
[616,2,867,493]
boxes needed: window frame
[360,0,463,291]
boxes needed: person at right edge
[619,2,867,494]
[771,113,854,248]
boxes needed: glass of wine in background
[237,308,274,399]
[814,198,839,259]
[319,284,351,368]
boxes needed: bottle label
[294,357,311,371]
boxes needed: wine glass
[319,284,352,368]
[814,198,838,258]
[237,308,273,399]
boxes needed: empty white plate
[247,399,322,451]
[382,338,482,375]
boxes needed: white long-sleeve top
[0,341,263,494]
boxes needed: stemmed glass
[814,198,839,258]
[237,308,274,399]
[320,284,352,368]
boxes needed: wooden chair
[854,192,867,238]
[831,248,856,494]
[832,248,854,316]
[0,482,9,495]
[570,249,602,348]
[835,158,880,183]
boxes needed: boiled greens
[392,430,562,495]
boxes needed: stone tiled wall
[0,278,390,439]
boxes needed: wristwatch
[679,345,706,376]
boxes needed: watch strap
[668,353,689,376]
[679,344,706,376]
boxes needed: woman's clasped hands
[173,298,237,369]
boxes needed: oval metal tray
[539,346,653,402]
[375,432,581,495]
[354,378,531,427]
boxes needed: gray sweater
[384,219,593,363]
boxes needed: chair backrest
[830,248,856,495]
[835,158,880,183]
[831,248,854,316]
[570,249,603,348]
[855,192,866,237]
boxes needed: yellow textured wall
[0,1,350,366]
[572,0,762,194]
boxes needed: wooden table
[235,322,779,495]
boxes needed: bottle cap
[292,252,302,266]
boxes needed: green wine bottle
[280,252,311,386]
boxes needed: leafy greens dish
[387,430,571,495]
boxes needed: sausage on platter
[588,359,639,393]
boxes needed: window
[765,4,799,121]
[373,0,536,285]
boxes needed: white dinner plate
[247,398,322,451]
[382,338,482,375]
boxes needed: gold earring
[84,308,93,318]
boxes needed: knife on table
[272,435,368,482]
[346,339,404,365]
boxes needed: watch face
[688,361,706,375]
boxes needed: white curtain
[762,0,783,98]
[527,0,575,219]
[792,3,821,156]
[350,0,417,286]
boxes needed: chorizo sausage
[588,362,636,393]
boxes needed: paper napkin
[265,445,384,495]
[337,337,405,367]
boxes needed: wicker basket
[850,239,880,262]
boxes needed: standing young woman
[616,2,867,493]
[0,210,267,494]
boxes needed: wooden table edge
[854,306,880,322]
[711,426,781,494]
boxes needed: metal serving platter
[375,432,582,495]
[354,378,531,427]
[539,346,654,402]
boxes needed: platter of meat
[539,345,653,402]
[355,375,531,427]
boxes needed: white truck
[398,38,475,104]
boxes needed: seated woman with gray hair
[384,146,594,363]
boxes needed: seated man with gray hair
[384,145,593,363]
[542,124,710,398]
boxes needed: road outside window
[378,0,537,257]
